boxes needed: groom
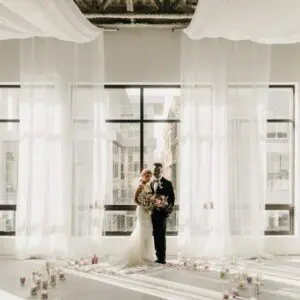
[151,162,175,264]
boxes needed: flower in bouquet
[137,190,156,213]
[152,194,169,211]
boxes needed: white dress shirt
[153,176,162,193]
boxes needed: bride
[104,169,155,269]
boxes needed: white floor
[0,290,23,300]
[0,259,162,300]
[1,257,300,299]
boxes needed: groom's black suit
[150,177,175,263]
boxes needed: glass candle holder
[50,274,56,287]
[41,289,48,299]
[20,277,25,286]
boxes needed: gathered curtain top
[186,0,300,44]
[0,0,101,42]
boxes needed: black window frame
[0,84,20,236]
[104,85,180,236]
[104,84,296,236]
[0,84,295,236]
[265,84,295,236]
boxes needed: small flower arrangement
[238,279,246,289]
[223,291,229,299]
[230,287,239,298]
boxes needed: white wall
[1,30,300,257]
[2,30,300,84]
[0,40,20,83]
[0,29,181,84]
[104,29,180,83]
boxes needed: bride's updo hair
[140,169,152,182]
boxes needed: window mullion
[140,87,144,172]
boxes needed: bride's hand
[134,184,144,205]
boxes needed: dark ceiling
[74,0,197,28]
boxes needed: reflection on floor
[1,257,300,299]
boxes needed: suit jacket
[150,177,175,216]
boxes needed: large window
[104,84,296,236]
[104,86,180,235]
[265,85,295,235]
[0,85,19,236]
[0,84,295,237]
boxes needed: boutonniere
[152,179,163,189]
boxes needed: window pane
[3,141,18,204]
[167,210,178,232]
[104,210,178,233]
[106,88,140,119]
[72,140,93,203]
[144,88,180,119]
[104,211,136,232]
[267,122,293,204]
[0,88,19,119]
[109,123,140,204]
[0,211,15,232]
[0,123,19,205]
[267,88,293,119]
[265,210,290,232]
[144,123,179,203]
[227,86,293,120]
[72,86,106,133]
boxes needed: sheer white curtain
[178,36,270,258]
[186,0,300,43]
[0,0,99,41]
[15,35,109,259]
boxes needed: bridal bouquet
[138,191,169,214]
[153,195,168,210]
[137,190,156,213]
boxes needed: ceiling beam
[97,23,187,29]
[85,13,193,19]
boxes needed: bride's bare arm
[134,184,144,205]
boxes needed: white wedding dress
[96,184,155,272]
